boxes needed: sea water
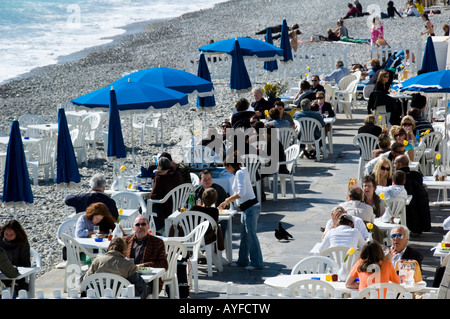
[0,0,226,85]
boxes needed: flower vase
[338,264,349,282]
[434,166,443,181]
[112,222,123,239]
[118,176,126,191]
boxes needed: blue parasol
[230,38,252,93]
[280,19,293,64]
[107,87,127,161]
[421,36,439,74]
[112,67,214,98]
[399,70,450,93]
[199,36,283,60]
[56,107,81,189]
[196,53,216,108]
[264,27,278,72]
[2,120,33,212]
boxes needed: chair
[437,254,450,299]
[353,133,378,182]
[335,79,359,119]
[171,211,223,278]
[411,141,426,172]
[170,220,210,294]
[333,74,357,111]
[82,113,102,159]
[374,197,407,245]
[276,127,297,150]
[421,131,443,175]
[111,191,148,218]
[319,246,360,269]
[242,154,262,204]
[18,114,46,138]
[60,233,98,292]
[287,279,335,298]
[323,84,335,105]
[185,145,217,165]
[146,183,194,219]
[161,240,188,299]
[358,283,409,299]
[56,219,77,246]
[30,248,43,270]
[272,144,300,201]
[296,117,327,161]
[363,84,375,101]
[290,256,340,275]
[190,172,200,188]
[70,121,91,166]
[374,105,390,129]
[79,273,132,298]
[132,113,161,145]
[27,136,57,185]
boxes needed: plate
[138,267,153,275]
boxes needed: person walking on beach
[420,13,435,36]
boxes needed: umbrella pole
[160,112,164,153]
[64,186,68,218]
[130,114,136,168]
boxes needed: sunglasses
[380,166,390,171]
[402,123,412,126]
[390,233,404,239]
[134,223,147,227]
[394,149,405,154]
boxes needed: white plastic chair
[374,197,407,245]
[319,246,360,269]
[287,279,336,298]
[79,273,132,298]
[82,113,102,159]
[411,141,426,172]
[421,131,443,175]
[132,113,161,145]
[19,114,46,138]
[296,117,327,161]
[335,78,358,119]
[353,133,378,182]
[291,256,340,275]
[169,220,209,294]
[171,210,223,278]
[70,121,91,166]
[146,183,194,219]
[111,191,148,218]
[27,136,57,185]
[190,173,200,188]
[162,240,187,299]
[60,233,98,292]
[359,283,410,299]
[185,145,216,165]
[363,84,375,101]
[276,127,297,150]
[243,154,262,204]
[56,219,77,246]
[272,144,300,201]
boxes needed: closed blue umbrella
[280,19,293,64]
[196,53,216,108]
[264,28,278,72]
[112,67,214,98]
[2,120,33,211]
[230,38,252,93]
[421,36,439,74]
[108,87,127,161]
[56,107,81,188]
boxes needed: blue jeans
[237,204,263,268]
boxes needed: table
[0,266,40,298]
[431,243,450,263]
[165,209,238,263]
[26,123,60,136]
[0,136,41,145]
[76,237,111,252]
[389,93,412,117]
[140,267,166,299]
[264,273,428,296]
[423,176,450,205]
[324,117,336,154]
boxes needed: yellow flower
[426,129,430,134]
[344,247,355,262]
[436,154,441,160]
[305,73,309,77]
[264,110,269,116]
[378,116,382,120]
[367,223,373,231]
[194,130,199,135]
[120,165,126,171]
[379,193,385,200]
[307,66,310,70]
[403,140,409,146]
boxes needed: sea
[0,0,227,85]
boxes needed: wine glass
[324,111,329,118]
[94,226,100,236]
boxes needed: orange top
[349,259,400,292]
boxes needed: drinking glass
[94,226,100,236]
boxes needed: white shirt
[324,216,370,239]
[318,225,366,253]
[232,167,257,206]
[340,200,374,223]
[376,185,408,200]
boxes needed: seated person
[194,170,229,208]
[231,98,255,129]
[150,156,183,231]
[265,107,291,128]
[311,91,335,118]
[324,60,350,84]
[65,173,119,227]
[274,101,295,129]
[358,114,382,137]
[293,80,315,106]
[322,205,370,240]
[342,2,361,19]
[75,202,115,238]
[310,75,326,94]
[124,215,168,294]
[82,237,148,299]
[407,107,434,136]
[372,133,391,158]
[250,87,272,118]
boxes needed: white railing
[369,42,423,76]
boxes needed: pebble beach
[0,0,449,279]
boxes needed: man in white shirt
[323,205,370,240]
[339,186,374,223]
[318,214,366,253]
[376,170,408,200]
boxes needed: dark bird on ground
[274,222,293,241]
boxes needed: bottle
[108,229,113,241]
[188,191,195,210]
[415,130,420,147]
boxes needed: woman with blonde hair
[372,157,392,187]
[400,115,416,143]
